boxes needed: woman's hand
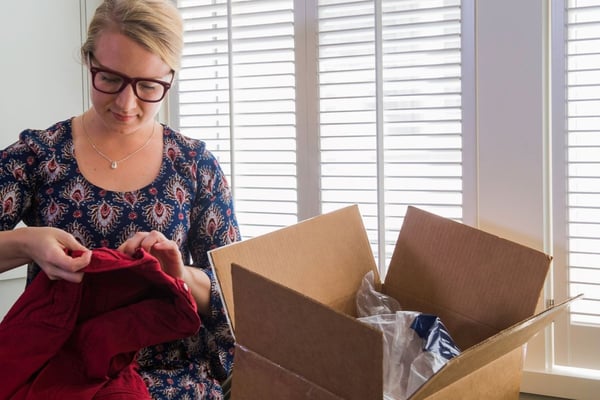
[117,231,211,314]
[0,227,91,282]
[117,230,185,279]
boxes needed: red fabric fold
[0,247,201,400]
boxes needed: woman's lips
[112,112,136,122]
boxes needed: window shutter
[318,0,463,268]
[177,0,298,238]
[565,0,600,327]
[552,0,600,371]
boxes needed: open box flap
[209,205,378,330]
[232,345,345,400]
[232,263,383,400]
[384,206,553,350]
[409,295,581,399]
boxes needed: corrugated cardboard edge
[231,262,384,400]
[409,295,582,399]
[209,205,377,331]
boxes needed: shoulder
[162,125,219,164]
[18,119,73,150]
[162,125,205,152]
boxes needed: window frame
[521,1,600,397]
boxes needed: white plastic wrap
[356,271,461,400]
[355,271,403,317]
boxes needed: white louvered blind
[565,0,600,328]
[549,0,600,372]
[174,0,465,271]
[176,0,298,238]
[318,0,463,268]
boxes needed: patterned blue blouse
[0,118,241,399]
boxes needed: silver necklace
[81,113,156,170]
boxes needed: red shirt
[0,247,201,399]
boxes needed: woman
[0,0,240,398]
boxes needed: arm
[0,133,86,281]
[0,130,92,282]
[0,227,91,282]
[187,149,241,382]
[0,229,31,272]
[186,151,241,312]
[116,147,240,316]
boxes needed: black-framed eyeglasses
[88,54,174,103]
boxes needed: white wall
[476,0,546,251]
[0,1,86,317]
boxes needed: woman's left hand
[117,231,184,279]
[117,231,212,314]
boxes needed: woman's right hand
[0,227,92,282]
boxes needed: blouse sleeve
[187,146,240,267]
[0,132,38,230]
[186,145,241,381]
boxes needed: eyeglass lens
[92,69,168,102]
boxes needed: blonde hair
[81,0,183,71]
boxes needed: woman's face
[89,31,173,135]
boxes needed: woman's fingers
[26,227,92,282]
[118,231,165,254]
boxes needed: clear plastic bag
[356,272,461,400]
[355,270,402,317]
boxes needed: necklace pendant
[110,161,118,169]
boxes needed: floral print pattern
[0,119,241,399]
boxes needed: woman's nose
[114,83,139,110]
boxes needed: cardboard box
[209,205,578,399]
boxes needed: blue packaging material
[410,314,461,361]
